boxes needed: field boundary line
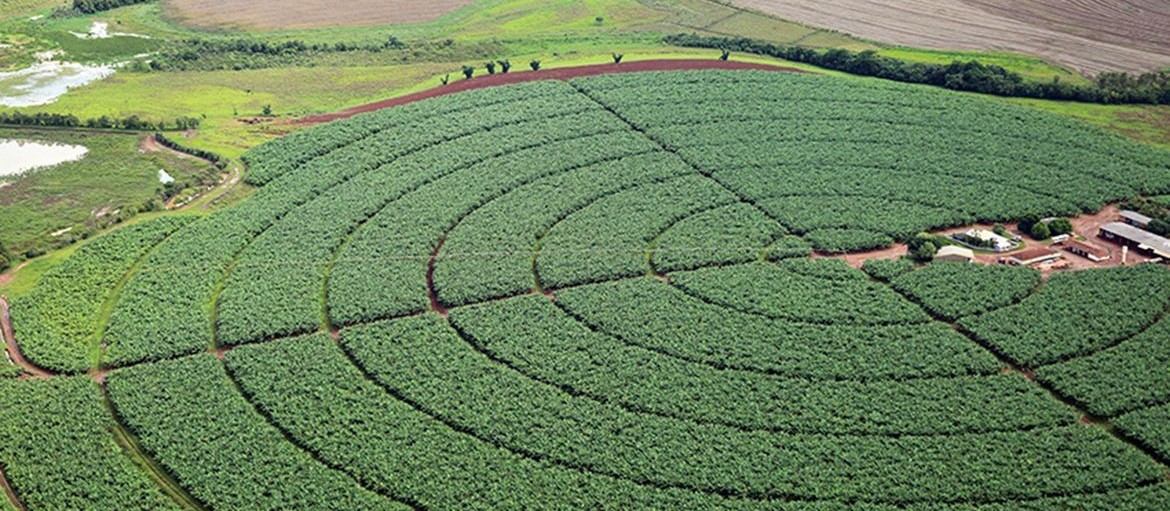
[0,296,54,378]
[101,387,207,511]
[219,361,428,510]
[210,106,603,346]
[0,464,26,511]
[321,125,640,329]
[568,81,801,237]
[94,224,192,371]
[879,276,1170,471]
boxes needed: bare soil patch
[299,59,805,124]
[165,0,477,30]
[730,0,1170,74]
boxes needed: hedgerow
[535,175,738,289]
[0,378,177,510]
[862,258,917,282]
[328,132,660,326]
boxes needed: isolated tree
[497,60,511,73]
[612,53,623,64]
[720,49,730,61]
[992,223,1007,237]
[1049,218,1073,236]
[1030,221,1051,240]
[261,104,272,116]
[485,61,496,74]
[595,16,604,24]
[440,74,450,85]
[911,240,938,262]
[462,65,475,79]
[530,59,541,71]
[0,241,9,272]
[906,233,938,262]
[1016,213,1040,235]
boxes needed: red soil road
[298,60,806,124]
[0,296,55,379]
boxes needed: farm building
[1006,247,1062,266]
[961,229,1015,252]
[1120,210,1153,229]
[1061,240,1110,262]
[935,245,975,263]
[1099,222,1170,260]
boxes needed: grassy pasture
[0,128,217,258]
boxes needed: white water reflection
[0,139,88,177]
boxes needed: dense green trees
[665,34,1170,105]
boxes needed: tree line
[154,133,228,170]
[665,34,1170,105]
[0,111,200,131]
[70,0,154,14]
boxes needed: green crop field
[3,69,1170,509]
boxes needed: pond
[0,51,115,107]
[0,139,88,178]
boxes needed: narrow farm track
[102,389,208,511]
[219,363,429,511]
[882,277,1170,470]
[298,60,804,124]
[0,465,26,511]
[0,297,54,378]
[1030,301,1170,370]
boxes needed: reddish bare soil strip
[0,466,26,511]
[0,296,54,379]
[165,0,477,30]
[298,60,806,124]
[426,236,450,317]
[731,0,1170,74]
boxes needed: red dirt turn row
[298,59,805,124]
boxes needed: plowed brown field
[731,0,1170,74]
[164,0,477,29]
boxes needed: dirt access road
[731,0,1170,74]
[165,0,478,29]
[299,59,805,124]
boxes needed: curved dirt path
[298,59,806,124]
[1,296,55,379]
[0,465,26,511]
